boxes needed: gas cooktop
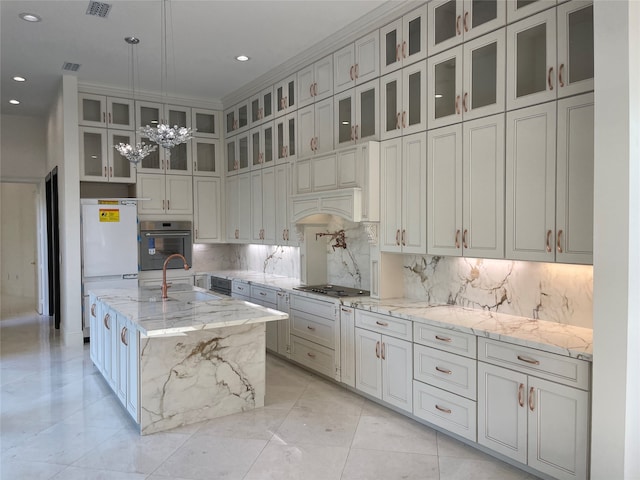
[293,285,369,297]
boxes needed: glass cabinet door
[381,18,403,75]
[108,131,135,183]
[557,1,593,98]
[136,101,161,128]
[429,46,463,129]
[136,133,162,172]
[251,128,262,169]
[166,141,192,174]
[79,94,106,128]
[237,133,250,173]
[237,102,249,131]
[262,89,273,122]
[381,70,402,140]
[262,123,274,167]
[335,89,355,147]
[429,0,463,56]
[507,8,556,110]
[107,97,134,130]
[463,0,506,41]
[193,138,219,176]
[79,127,107,180]
[507,0,556,24]
[191,108,218,138]
[402,61,427,135]
[226,137,237,174]
[402,5,427,66]
[166,105,191,129]
[276,76,296,116]
[225,108,236,135]
[356,80,379,141]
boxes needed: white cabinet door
[276,291,291,358]
[556,1,593,98]
[355,79,379,143]
[116,314,128,404]
[126,320,139,422]
[192,108,219,138]
[381,335,412,412]
[137,174,166,215]
[429,46,463,129]
[506,102,556,261]
[298,55,333,107]
[193,176,221,243]
[79,93,107,128]
[334,88,356,148]
[89,297,99,366]
[556,93,593,264]
[315,97,334,154]
[297,64,315,108]
[237,172,252,243]
[192,138,220,176]
[340,306,356,388]
[274,163,292,245]
[165,175,193,215]
[401,132,427,254]
[380,5,427,75]
[79,127,108,181]
[298,105,315,158]
[462,114,505,259]
[354,31,379,85]
[507,9,557,110]
[275,75,296,117]
[429,0,464,56]
[401,61,427,136]
[381,69,403,140]
[355,327,382,399]
[334,43,355,94]
[108,131,136,183]
[428,124,463,256]
[507,0,556,24]
[478,362,528,464]
[528,376,589,480]
[262,167,277,244]
[226,174,239,243]
[276,113,297,163]
[380,138,403,253]
[251,170,264,243]
[462,0,506,42]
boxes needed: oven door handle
[144,232,190,237]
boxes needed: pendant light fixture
[114,36,157,165]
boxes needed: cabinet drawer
[414,345,477,400]
[478,338,590,390]
[231,281,250,297]
[290,309,335,348]
[290,294,337,319]
[290,335,335,378]
[414,323,476,358]
[355,310,412,341]
[251,285,278,304]
[413,380,477,442]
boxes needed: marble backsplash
[193,243,300,277]
[403,255,593,329]
[323,217,371,290]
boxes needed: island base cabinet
[138,323,266,435]
[478,362,590,480]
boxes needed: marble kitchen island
[88,284,288,435]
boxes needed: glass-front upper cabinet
[250,86,274,126]
[428,0,506,56]
[507,8,556,110]
[226,133,250,175]
[275,75,296,117]
[381,61,427,140]
[334,79,379,147]
[79,94,135,130]
[250,123,275,170]
[80,127,135,183]
[556,0,593,98]
[191,108,219,138]
[225,101,249,136]
[380,5,427,76]
[275,113,297,164]
[507,0,556,24]
[192,138,220,176]
[136,101,161,129]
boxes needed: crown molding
[221,1,421,107]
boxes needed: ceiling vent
[62,62,81,72]
[86,1,112,18]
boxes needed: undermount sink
[167,291,221,303]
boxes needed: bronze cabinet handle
[559,63,565,87]
[529,387,535,411]
[435,366,452,375]
[548,67,554,90]
[462,229,468,249]
[456,15,461,35]
[518,383,525,407]
[517,355,540,365]
[307,352,316,359]
[463,92,468,112]
[464,11,469,32]
[435,404,452,414]
[375,320,389,327]
[104,166,107,177]
[546,230,552,252]
[103,313,110,330]
[381,342,386,360]
[120,326,128,346]
[395,229,400,246]
[350,65,355,81]
[91,303,96,317]
[401,229,406,246]
[557,229,563,253]
[435,335,452,343]
[402,41,407,59]
[375,341,380,358]
[455,95,461,115]
[396,112,401,130]
[455,229,461,249]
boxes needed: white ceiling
[0,0,391,118]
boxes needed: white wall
[592,2,640,478]
[0,114,47,180]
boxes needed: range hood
[291,188,363,223]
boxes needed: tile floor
[0,295,540,480]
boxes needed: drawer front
[231,281,250,296]
[414,323,477,358]
[413,380,477,442]
[251,285,278,304]
[290,309,335,348]
[290,294,337,319]
[290,335,335,378]
[414,345,477,400]
[478,338,590,390]
[355,310,412,341]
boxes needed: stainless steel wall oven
[139,221,192,271]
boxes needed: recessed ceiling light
[9,99,20,105]
[235,55,250,62]
[435,94,443,99]
[13,76,26,82]
[19,13,41,22]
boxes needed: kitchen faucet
[161,253,190,299]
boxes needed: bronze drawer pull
[435,366,452,375]
[435,335,452,343]
[435,404,452,414]
[375,320,389,327]
[517,355,540,365]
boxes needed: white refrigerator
[81,199,138,337]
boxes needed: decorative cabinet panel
[250,123,275,170]
[226,132,250,175]
[79,127,136,183]
[137,173,193,216]
[224,100,249,135]
[381,60,427,140]
[250,167,276,245]
[334,79,379,147]
[506,94,593,264]
[250,86,274,126]
[275,113,297,163]
[380,4,427,75]
[276,290,291,357]
[225,172,251,243]
[427,114,505,259]
[192,138,220,176]
[275,75,297,117]
[191,108,219,139]
[333,31,379,94]
[428,0,507,56]
[193,176,222,243]
[428,28,505,129]
[380,133,427,254]
[297,97,334,157]
[297,54,333,107]
[340,306,356,388]
[79,94,135,130]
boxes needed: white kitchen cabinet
[192,138,221,176]
[297,54,333,107]
[340,306,356,388]
[226,132,250,175]
[137,173,193,216]
[355,327,413,413]
[381,61,427,140]
[191,107,219,139]
[250,123,275,170]
[556,1,594,98]
[297,97,334,157]
[275,75,297,117]
[428,0,506,56]
[275,163,294,245]
[250,167,276,244]
[506,94,593,264]
[427,114,505,259]
[79,127,136,183]
[333,31,379,94]
[89,295,102,369]
[507,0,556,24]
[225,172,251,243]
[276,290,291,357]
[275,113,297,163]
[428,29,505,129]
[380,133,427,254]
[334,79,379,147]
[250,86,274,126]
[100,306,118,389]
[380,5,427,75]
[79,93,135,130]
[193,176,222,243]
[224,100,250,135]
[248,284,279,353]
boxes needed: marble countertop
[198,270,593,362]
[90,284,288,337]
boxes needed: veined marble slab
[90,284,287,336]
[348,299,593,361]
[202,270,303,291]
